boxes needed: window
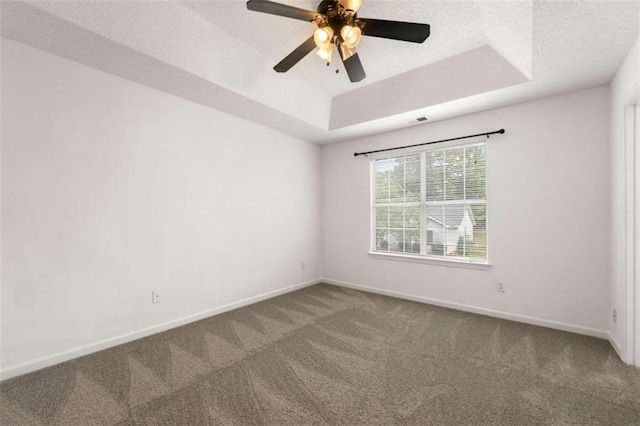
[372,142,487,263]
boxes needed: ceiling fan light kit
[246,0,430,83]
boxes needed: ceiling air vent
[406,116,428,125]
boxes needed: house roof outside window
[426,205,476,229]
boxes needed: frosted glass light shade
[316,46,333,62]
[340,25,362,48]
[314,27,334,49]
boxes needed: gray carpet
[1,283,640,425]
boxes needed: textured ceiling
[2,0,639,143]
[180,0,494,96]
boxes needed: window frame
[369,140,490,268]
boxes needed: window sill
[368,251,492,270]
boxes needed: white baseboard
[1,278,322,381]
[323,278,610,340]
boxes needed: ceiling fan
[246,0,430,83]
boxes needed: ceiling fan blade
[338,0,364,12]
[246,0,323,22]
[338,46,366,83]
[274,36,317,73]
[360,18,430,43]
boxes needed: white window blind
[373,142,487,262]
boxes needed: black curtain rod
[353,128,506,157]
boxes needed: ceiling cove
[2,1,638,143]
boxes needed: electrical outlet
[497,282,505,293]
[152,291,162,304]
[613,309,617,324]
[301,261,306,270]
